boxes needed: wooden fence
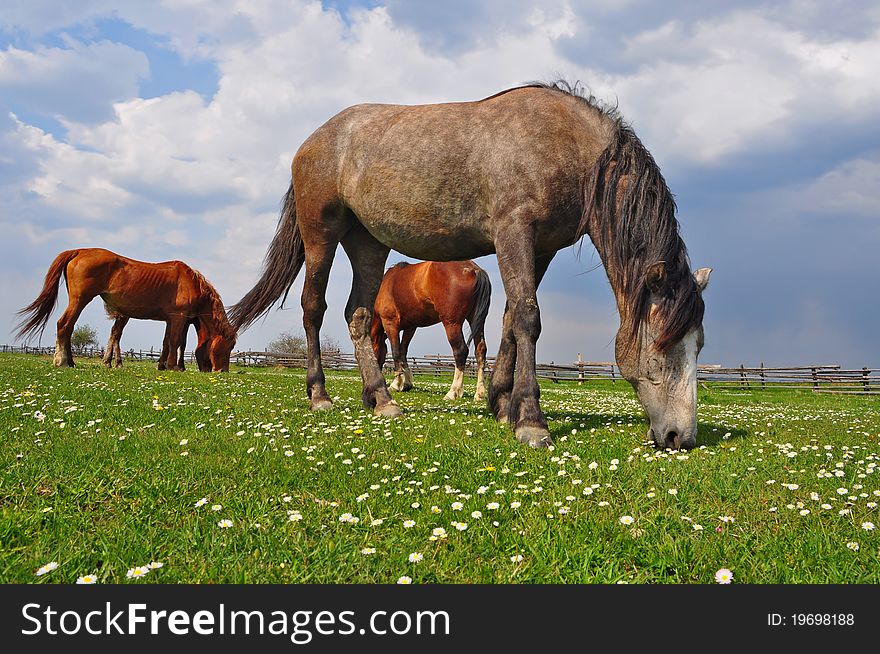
[1,344,197,364]
[4,345,879,394]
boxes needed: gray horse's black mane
[522,79,703,353]
[386,261,411,272]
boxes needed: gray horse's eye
[647,357,663,380]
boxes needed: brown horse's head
[209,332,236,372]
[615,265,711,450]
[190,270,237,372]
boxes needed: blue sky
[2,0,879,367]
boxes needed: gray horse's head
[616,265,711,450]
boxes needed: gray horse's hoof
[515,426,553,448]
[374,401,402,418]
[311,398,334,411]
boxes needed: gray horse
[230,81,711,450]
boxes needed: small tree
[267,330,342,356]
[267,330,307,355]
[71,324,98,354]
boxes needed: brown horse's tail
[15,249,79,341]
[466,267,491,347]
[228,182,305,331]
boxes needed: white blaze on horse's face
[633,326,703,450]
[618,267,711,450]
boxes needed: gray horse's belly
[355,207,496,261]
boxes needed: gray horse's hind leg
[340,225,398,417]
[489,245,554,447]
[301,241,336,411]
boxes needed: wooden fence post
[864,367,870,393]
[811,367,818,390]
[739,364,747,390]
[577,353,584,385]
[760,362,765,390]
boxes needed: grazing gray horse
[230,81,711,449]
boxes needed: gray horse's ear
[646,262,667,293]
[694,267,712,292]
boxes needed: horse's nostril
[665,431,678,448]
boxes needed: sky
[1,0,879,368]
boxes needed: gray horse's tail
[466,268,491,347]
[228,183,304,331]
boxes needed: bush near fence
[3,345,878,394]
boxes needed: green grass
[1,353,878,584]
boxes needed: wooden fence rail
[3,345,879,394]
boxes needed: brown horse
[371,260,491,401]
[230,81,711,449]
[16,248,236,371]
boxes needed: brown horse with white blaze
[230,81,711,449]
[371,260,491,401]
[16,248,236,371]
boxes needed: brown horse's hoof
[311,398,334,411]
[374,401,402,418]
[515,425,553,448]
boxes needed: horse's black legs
[398,327,416,391]
[443,322,468,401]
[301,241,336,410]
[490,242,554,447]
[488,253,554,427]
[103,316,128,368]
[340,225,397,416]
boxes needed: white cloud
[752,154,880,219]
[609,13,880,164]
[0,40,148,123]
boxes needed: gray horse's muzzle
[649,427,697,451]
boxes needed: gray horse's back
[293,86,615,260]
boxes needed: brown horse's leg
[340,225,397,417]
[103,316,128,368]
[114,328,124,367]
[443,322,468,401]
[398,327,416,391]
[54,293,92,367]
[473,332,488,402]
[164,318,187,371]
[157,325,170,370]
[491,240,554,447]
[177,323,188,371]
[385,320,407,392]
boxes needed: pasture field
[1,353,878,584]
